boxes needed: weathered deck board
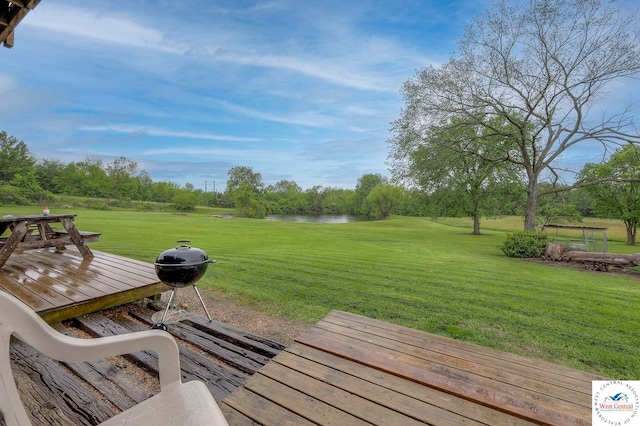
[11,339,117,425]
[270,347,528,425]
[128,308,272,374]
[176,309,284,357]
[9,364,76,426]
[325,310,600,383]
[0,247,166,323]
[6,301,285,426]
[221,310,608,425]
[251,360,442,425]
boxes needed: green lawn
[3,206,639,379]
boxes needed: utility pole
[202,181,217,207]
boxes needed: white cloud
[140,146,272,158]
[219,52,399,92]
[22,2,418,93]
[79,125,262,143]
[23,3,186,54]
[213,100,340,128]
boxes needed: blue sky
[2,0,496,191]
[6,1,638,193]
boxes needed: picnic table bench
[0,214,100,268]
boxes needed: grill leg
[192,284,212,321]
[161,286,178,323]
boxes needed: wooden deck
[7,300,286,425]
[221,310,608,425]
[1,245,607,425]
[0,247,165,323]
[5,304,609,425]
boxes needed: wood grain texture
[8,301,284,425]
[221,310,607,425]
[0,247,163,323]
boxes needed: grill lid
[155,240,210,267]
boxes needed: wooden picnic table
[0,214,100,268]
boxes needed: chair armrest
[2,293,226,426]
[1,290,182,388]
[14,328,182,388]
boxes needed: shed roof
[543,223,608,231]
[0,1,41,49]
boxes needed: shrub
[0,185,29,205]
[171,192,198,211]
[136,202,157,211]
[236,199,266,219]
[84,199,109,210]
[501,231,548,258]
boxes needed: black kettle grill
[152,240,215,330]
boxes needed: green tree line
[4,130,640,243]
[2,131,419,218]
[0,130,508,219]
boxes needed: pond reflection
[265,214,369,224]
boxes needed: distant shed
[542,224,608,253]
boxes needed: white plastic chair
[0,291,228,426]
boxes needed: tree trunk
[472,201,481,235]
[523,174,538,231]
[624,219,637,245]
[567,250,640,266]
[544,242,566,260]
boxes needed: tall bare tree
[388,0,640,230]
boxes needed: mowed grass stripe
[2,206,638,378]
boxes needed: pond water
[265,214,369,224]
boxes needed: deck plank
[295,311,600,425]
[11,340,117,424]
[305,320,591,405]
[0,247,165,323]
[128,307,272,374]
[326,310,602,382]
[222,310,605,425]
[40,252,156,292]
[0,277,56,311]
[8,301,286,426]
[0,262,74,307]
[256,359,434,425]
[11,363,78,426]
[278,345,534,425]
[244,374,377,426]
[5,254,108,299]
[223,387,317,426]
